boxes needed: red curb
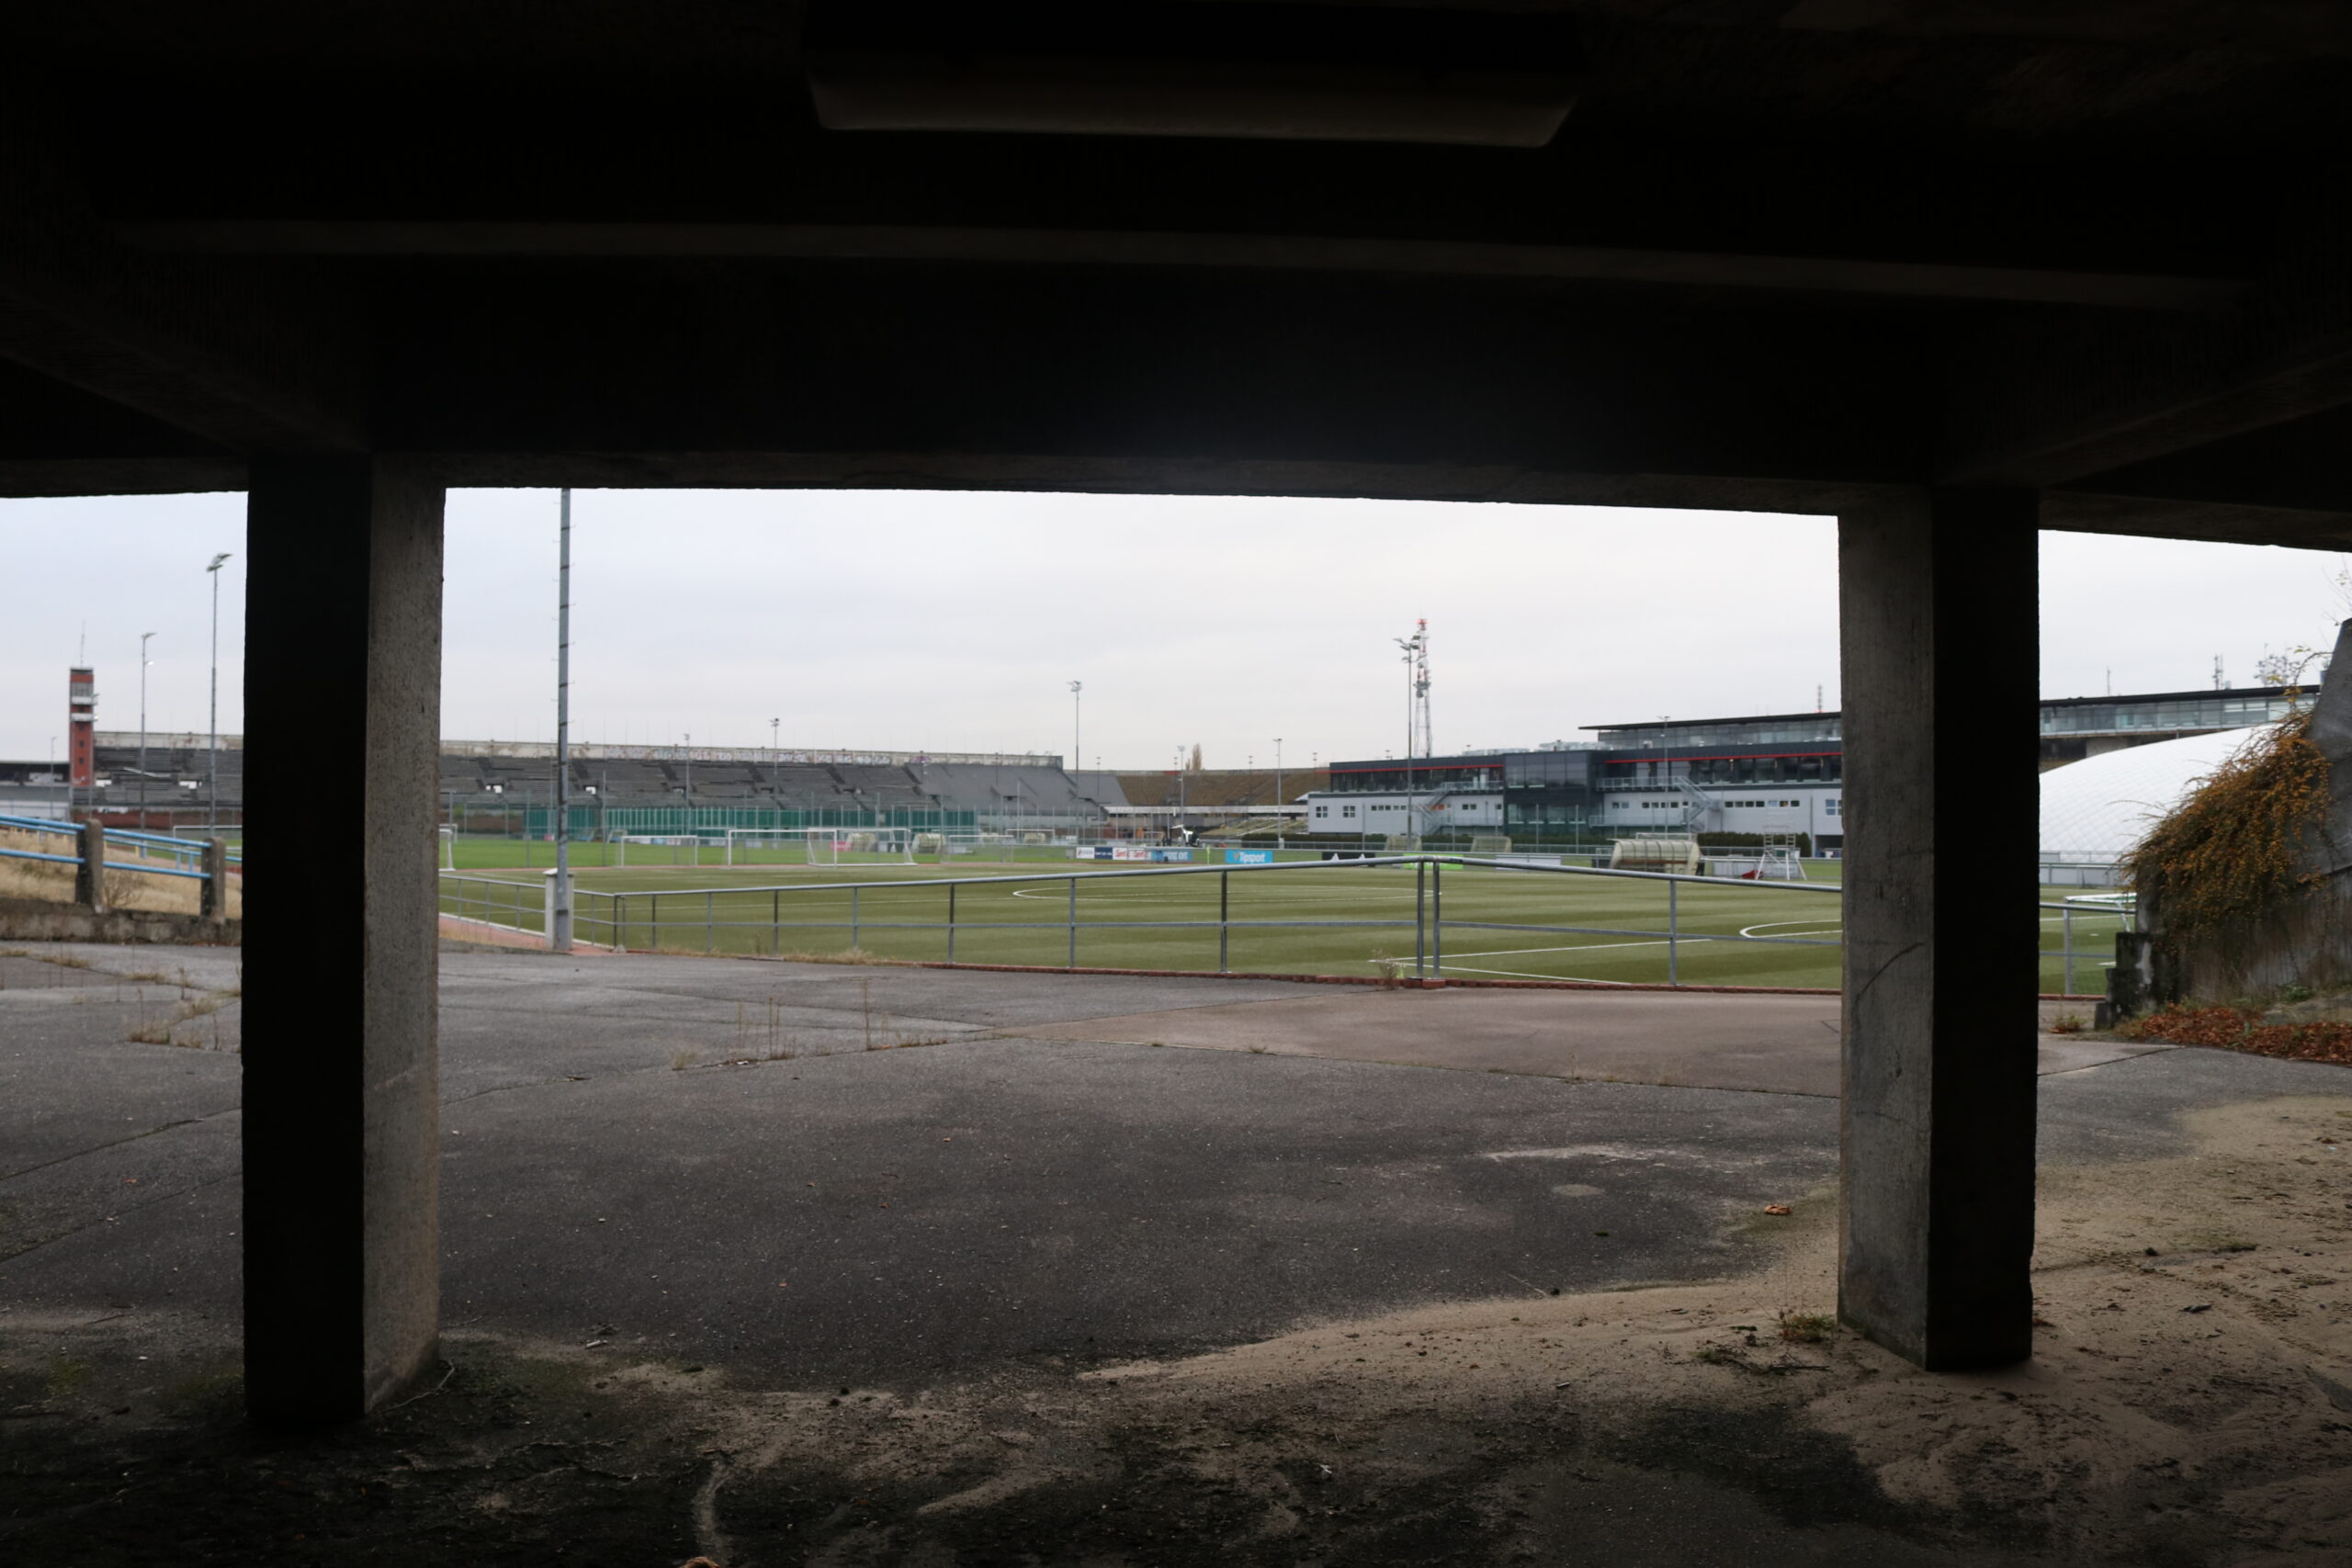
[901,961,1840,996]
[601,946,2106,1003]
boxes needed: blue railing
[0,813,240,886]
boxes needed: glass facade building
[1312,685,2293,842]
[1324,759,1503,794]
[1502,748,1600,834]
[1588,713,1841,750]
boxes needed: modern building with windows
[1301,728,1838,847]
[1301,685,2302,850]
[2036,686,2302,767]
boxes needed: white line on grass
[1435,938,1682,961]
[1437,964,1637,983]
[1738,919,1843,939]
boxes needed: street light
[551,490,573,952]
[1068,681,1082,785]
[205,552,231,833]
[1274,737,1283,811]
[138,631,155,818]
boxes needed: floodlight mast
[138,631,154,816]
[551,490,573,953]
[205,553,230,833]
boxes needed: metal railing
[437,856,2127,994]
[427,860,2079,991]
[0,812,241,886]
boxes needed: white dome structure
[2039,725,2271,865]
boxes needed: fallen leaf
[1762,1203,1792,1216]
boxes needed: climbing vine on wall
[2126,706,2331,947]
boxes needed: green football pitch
[439,847,2125,995]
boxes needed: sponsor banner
[1150,848,1194,863]
[1071,845,1115,860]
[1225,848,1275,864]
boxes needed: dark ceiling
[2,1,2346,540]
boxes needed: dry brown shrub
[2126,706,2332,954]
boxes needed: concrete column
[242,458,445,1424]
[74,818,107,910]
[1838,487,2039,1371]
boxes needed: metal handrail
[0,815,236,883]
[435,856,2120,994]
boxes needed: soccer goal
[943,832,1016,863]
[614,834,704,866]
[1468,834,1513,856]
[801,828,918,868]
[718,828,919,867]
[724,828,815,867]
[438,825,457,871]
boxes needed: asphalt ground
[0,940,2323,1389]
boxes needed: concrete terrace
[5,942,2349,1562]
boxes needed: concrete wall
[0,896,238,945]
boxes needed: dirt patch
[2120,1005,2352,1066]
[5,1098,2348,1565]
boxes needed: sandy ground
[8,1088,2344,1564]
[617,1093,2352,1566]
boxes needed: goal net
[1468,834,1512,856]
[615,834,705,866]
[438,825,457,871]
[943,832,1016,863]
[801,828,917,867]
[719,828,921,867]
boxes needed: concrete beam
[242,458,444,1424]
[0,117,364,452]
[126,220,2240,310]
[1939,214,2352,489]
[1838,488,2039,1370]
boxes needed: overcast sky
[3,488,2344,768]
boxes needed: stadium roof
[2039,725,2266,863]
[1581,713,1833,733]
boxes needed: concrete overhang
[803,1,1577,147]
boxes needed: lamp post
[138,631,155,818]
[205,552,231,833]
[551,489,573,952]
[1069,680,1081,784]
[1274,737,1283,812]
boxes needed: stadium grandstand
[0,730,1317,841]
[445,741,1119,840]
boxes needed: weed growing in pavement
[1777,1312,1838,1344]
